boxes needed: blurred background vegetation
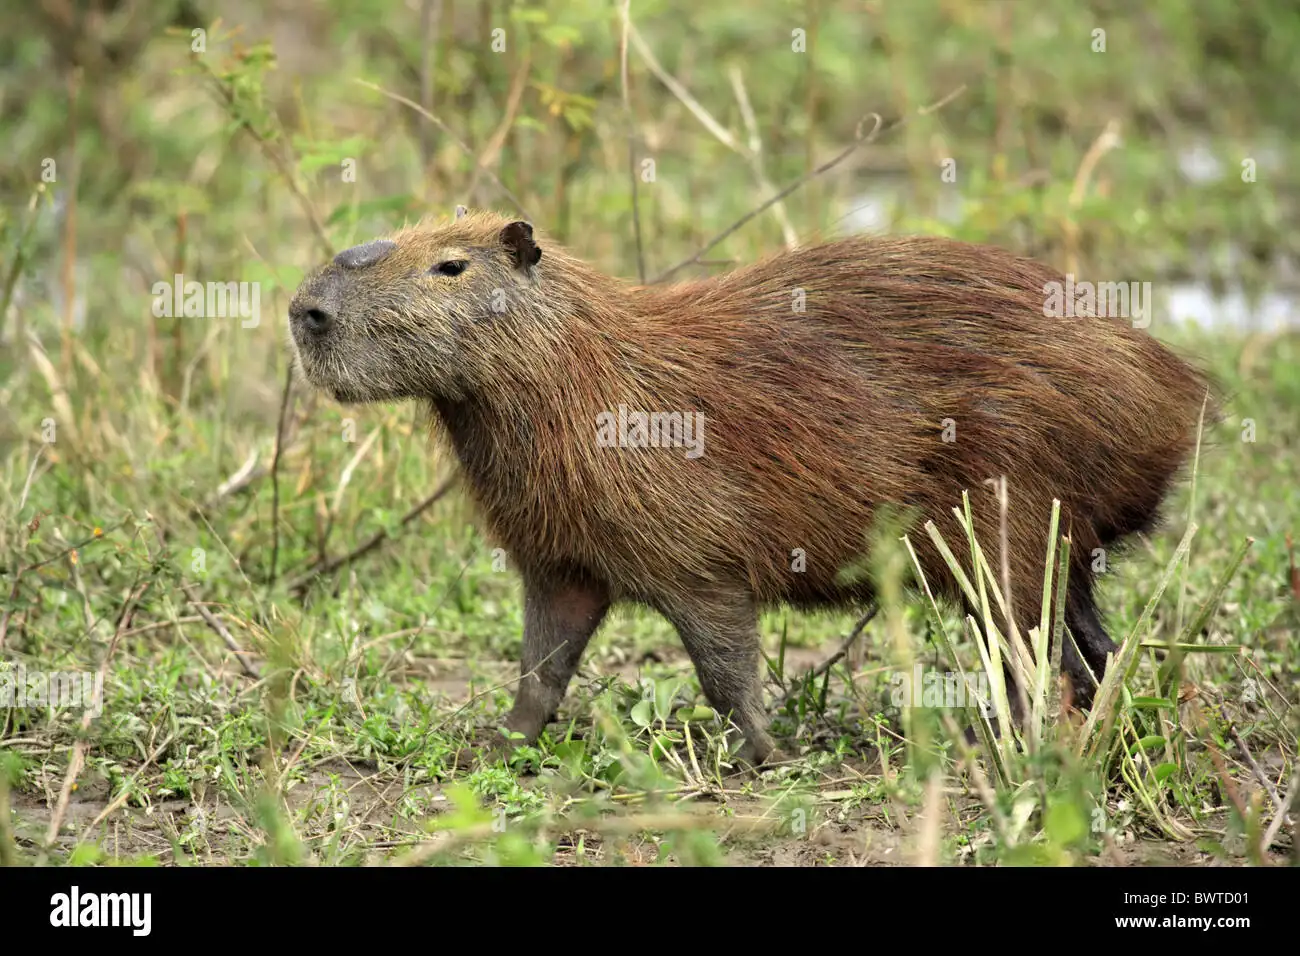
[4,0,1299,337]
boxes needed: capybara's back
[289,211,1212,763]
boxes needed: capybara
[288,208,1211,764]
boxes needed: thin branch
[197,60,332,257]
[190,386,316,523]
[621,0,645,282]
[288,475,459,593]
[321,425,384,558]
[45,576,149,847]
[811,603,879,681]
[264,364,295,592]
[779,603,879,705]
[629,27,796,251]
[418,0,442,174]
[79,729,179,837]
[466,50,533,203]
[1228,725,1285,816]
[0,187,44,341]
[355,79,529,218]
[0,525,120,649]
[1263,761,1300,852]
[182,583,261,679]
[629,24,741,152]
[651,84,968,284]
[210,449,262,503]
[1063,118,1122,276]
[16,443,46,515]
[728,65,798,248]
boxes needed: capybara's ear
[454,204,468,220]
[500,220,542,270]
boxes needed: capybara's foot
[449,724,543,772]
[732,732,783,770]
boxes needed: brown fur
[289,209,1213,763]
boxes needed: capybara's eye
[433,260,468,277]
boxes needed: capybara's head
[288,209,544,403]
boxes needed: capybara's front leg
[656,585,776,766]
[503,576,610,744]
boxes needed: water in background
[840,143,1299,333]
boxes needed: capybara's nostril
[305,307,333,333]
[291,270,343,336]
[291,296,334,335]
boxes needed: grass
[1,0,1298,867]
[0,324,1294,867]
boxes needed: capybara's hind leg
[657,587,775,766]
[1063,579,1118,709]
[503,577,610,743]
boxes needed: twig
[265,364,295,592]
[621,0,645,282]
[182,583,261,679]
[728,65,798,249]
[418,0,442,174]
[26,330,80,447]
[213,449,261,501]
[198,60,332,257]
[45,577,148,846]
[629,26,796,251]
[1068,119,1122,209]
[16,443,45,517]
[80,730,179,837]
[812,603,879,680]
[1229,726,1285,816]
[189,461,267,524]
[465,50,532,203]
[354,80,529,218]
[628,25,740,153]
[780,603,879,703]
[321,425,383,557]
[118,615,205,638]
[437,640,568,737]
[1206,738,1249,824]
[191,389,315,522]
[1063,119,1121,275]
[0,526,117,650]
[1263,762,1300,852]
[288,475,459,593]
[652,84,967,283]
[0,187,44,340]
